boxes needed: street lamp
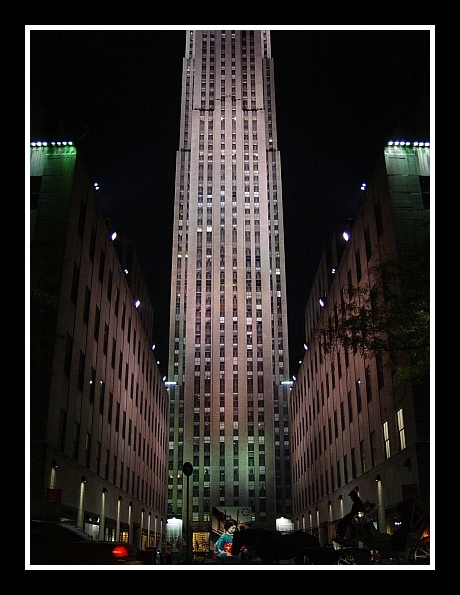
[182,462,193,564]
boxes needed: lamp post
[148,512,152,548]
[116,496,122,541]
[182,462,193,564]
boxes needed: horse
[232,528,321,564]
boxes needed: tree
[315,242,430,385]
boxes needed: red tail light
[111,545,130,559]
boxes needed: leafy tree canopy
[314,241,430,385]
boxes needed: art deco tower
[166,30,291,534]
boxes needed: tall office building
[166,30,291,538]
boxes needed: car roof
[30,519,91,541]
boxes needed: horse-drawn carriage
[332,496,430,565]
[231,527,370,565]
[231,497,430,565]
[332,519,430,565]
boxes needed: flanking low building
[289,140,430,546]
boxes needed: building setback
[289,140,430,546]
[29,141,169,551]
[166,30,292,540]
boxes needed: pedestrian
[334,489,365,543]
[214,520,237,562]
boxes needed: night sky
[27,26,432,376]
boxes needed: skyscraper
[166,30,292,537]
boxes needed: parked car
[30,519,143,565]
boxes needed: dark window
[419,175,430,210]
[343,454,348,484]
[89,367,96,403]
[64,333,73,376]
[356,380,362,413]
[83,287,90,324]
[99,382,105,414]
[355,249,362,282]
[94,306,100,341]
[107,269,113,301]
[347,390,353,422]
[30,176,42,209]
[347,269,353,300]
[364,226,372,262]
[370,431,377,467]
[118,351,123,380]
[105,449,110,480]
[103,323,109,355]
[71,264,80,305]
[73,422,80,461]
[85,432,91,468]
[365,365,373,403]
[115,289,120,317]
[115,403,120,432]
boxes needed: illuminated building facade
[166,30,292,535]
[289,141,430,545]
[29,141,169,550]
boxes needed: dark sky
[27,26,432,376]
